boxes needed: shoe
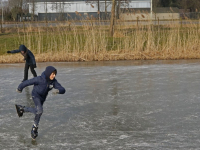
[31,124,38,140]
[15,104,24,117]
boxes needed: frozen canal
[1,60,200,149]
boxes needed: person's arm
[17,77,39,92]
[7,49,21,54]
[53,80,66,94]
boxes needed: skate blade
[15,105,21,117]
[32,137,36,140]
[31,136,37,140]
[31,135,37,140]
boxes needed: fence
[180,12,200,19]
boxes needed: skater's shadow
[17,133,38,146]
[31,139,38,145]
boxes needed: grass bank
[0,20,200,63]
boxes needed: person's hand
[7,51,11,53]
[16,88,22,93]
[52,89,59,95]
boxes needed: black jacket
[10,45,36,66]
[18,66,65,101]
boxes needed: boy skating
[15,66,65,140]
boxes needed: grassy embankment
[0,18,200,63]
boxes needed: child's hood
[44,66,57,80]
[19,45,27,52]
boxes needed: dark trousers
[24,63,37,80]
[24,96,44,126]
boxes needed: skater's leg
[23,63,29,81]
[30,65,37,77]
[32,96,44,126]
[31,97,44,140]
[23,107,37,114]
[34,105,43,126]
[22,96,43,118]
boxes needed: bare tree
[0,0,3,32]
[19,0,23,21]
[86,0,101,20]
[116,0,120,19]
[60,1,65,21]
[8,0,21,21]
[0,0,4,22]
[152,0,160,20]
[96,0,100,20]
[28,0,37,21]
[115,0,131,20]
[104,0,107,19]
[153,0,161,8]
[186,0,200,12]
[110,0,116,36]
[50,2,58,20]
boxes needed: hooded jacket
[18,66,65,101]
[10,45,36,66]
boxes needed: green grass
[0,33,22,55]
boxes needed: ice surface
[1,60,200,149]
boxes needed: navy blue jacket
[18,66,65,101]
[10,45,36,66]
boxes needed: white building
[28,0,151,21]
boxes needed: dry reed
[1,17,200,63]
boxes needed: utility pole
[98,0,100,21]
[151,0,152,20]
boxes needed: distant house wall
[28,0,151,20]
[29,2,111,14]
[29,1,151,14]
[38,12,111,21]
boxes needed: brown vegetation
[0,19,200,63]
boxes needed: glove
[52,89,59,95]
[7,51,11,53]
[16,88,22,93]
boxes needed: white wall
[29,2,111,14]
[29,1,151,15]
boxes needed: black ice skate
[31,124,38,140]
[15,104,24,117]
